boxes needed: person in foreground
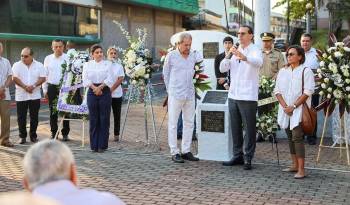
[274,45,315,179]
[220,25,263,170]
[23,139,125,205]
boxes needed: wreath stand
[53,114,87,147]
[316,105,350,165]
[120,82,159,148]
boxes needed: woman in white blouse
[83,44,114,153]
[107,47,125,142]
[274,45,315,179]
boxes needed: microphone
[225,42,240,59]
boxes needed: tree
[273,0,320,20]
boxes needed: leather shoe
[172,154,184,163]
[181,152,199,161]
[62,135,70,142]
[243,161,252,170]
[307,136,316,145]
[222,157,244,166]
[19,138,27,144]
[30,137,38,143]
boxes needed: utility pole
[286,0,290,44]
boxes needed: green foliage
[273,0,316,20]
[312,29,328,50]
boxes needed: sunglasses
[237,32,247,36]
[286,53,297,57]
[21,55,29,58]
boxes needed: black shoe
[222,157,244,166]
[62,135,70,142]
[177,134,182,139]
[192,134,197,141]
[19,138,26,144]
[243,161,252,170]
[181,152,199,161]
[172,154,185,163]
[97,149,105,153]
[30,137,38,143]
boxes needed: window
[48,1,59,14]
[27,0,43,13]
[0,0,100,39]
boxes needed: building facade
[0,0,199,63]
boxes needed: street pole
[224,0,229,32]
[286,0,290,45]
[254,0,270,47]
[306,3,313,34]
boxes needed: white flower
[321,83,327,89]
[327,47,336,52]
[344,70,350,77]
[195,65,200,71]
[319,61,325,67]
[327,87,332,92]
[346,79,350,83]
[335,42,344,47]
[319,91,324,96]
[131,80,137,85]
[334,51,343,58]
[346,86,350,91]
[136,57,143,64]
[324,78,329,83]
[144,74,149,79]
[318,73,322,78]
[327,94,332,99]
[344,47,350,52]
[348,94,350,99]
[322,53,328,58]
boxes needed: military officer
[259,32,285,79]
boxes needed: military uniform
[259,32,285,79]
[260,48,285,79]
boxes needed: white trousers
[168,96,195,155]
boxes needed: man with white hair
[23,140,125,205]
[163,33,202,163]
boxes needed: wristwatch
[293,104,297,109]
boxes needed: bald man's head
[21,47,34,65]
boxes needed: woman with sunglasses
[274,45,315,179]
[83,44,114,153]
[107,47,125,142]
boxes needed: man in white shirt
[300,33,319,145]
[12,47,46,144]
[220,25,263,170]
[23,140,125,205]
[0,42,13,147]
[163,33,201,163]
[43,39,70,141]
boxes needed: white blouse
[110,62,125,98]
[274,65,315,130]
[82,60,114,88]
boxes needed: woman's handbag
[301,67,317,135]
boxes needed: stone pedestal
[196,90,232,161]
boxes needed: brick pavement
[1,102,350,204]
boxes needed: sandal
[282,167,298,172]
[294,173,306,179]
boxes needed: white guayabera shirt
[163,49,203,100]
[12,60,46,101]
[42,53,68,94]
[220,43,263,101]
[274,65,315,130]
[304,47,319,70]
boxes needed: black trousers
[16,99,40,140]
[111,97,122,136]
[47,84,70,137]
[228,99,257,161]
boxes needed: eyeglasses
[237,32,247,36]
[21,55,29,58]
[286,53,297,57]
